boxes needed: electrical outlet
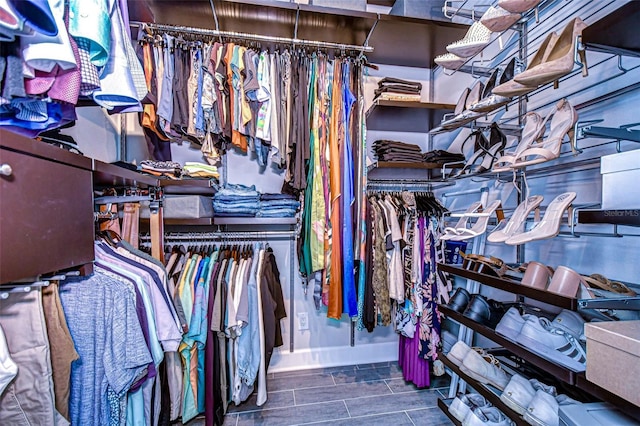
[297,312,309,330]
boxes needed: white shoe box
[560,402,639,426]
[585,320,640,407]
[601,149,640,210]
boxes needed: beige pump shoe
[513,17,588,87]
[498,0,542,14]
[480,5,522,33]
[492,31,559,97]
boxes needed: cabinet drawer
[0,146,94,283]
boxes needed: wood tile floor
[187,361,454,426]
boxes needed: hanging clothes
[146,238,287,425]
[362,191,446,386]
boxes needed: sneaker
[447,341,472,366]
[450,393,490,422]
[463,406,513,426]
[523,390,560,426]
[501,374,557,415]
[551,310,586,341]
[501,374,536,415]
[495,307,533,340]
[447,341,487,367]
[516,317,587,372]
[460,349,510,390]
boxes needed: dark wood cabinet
[0,130,94,284]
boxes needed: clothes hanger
[97,229,121,247]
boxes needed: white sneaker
[524,390,560,426]
[516,316,587,372]
[460,349,510,390]
[495,307,533,341]
[447,341,488,367]
[450,393,490,422]
[501,374,557,415]
[551,310,586,341]
[447,341,472,366]
[463,406,514,426]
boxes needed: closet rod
[140,230,297,241]
[132,22,374,53]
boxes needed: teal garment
[195,251,216,413]
[69,0,111,67]
[307,56,326,273]
[181,256,209,423]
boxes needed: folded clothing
[260,193,299,201]
[182,162,219,179]
[422,150,466,164]
[374,93,422,102]
[374,86,422,96]
[372,139,425,162]
[261,200,300,209]
[216,183,259,198]
[256,209,297,218]
[140,160,182,173]
[374,77,422,103]
[378,77,422,90]
[372,140,422,151]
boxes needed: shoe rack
[436,263,640,421]
[432,1,640,423]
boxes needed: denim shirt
[236,243,261,388]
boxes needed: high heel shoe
[488,195,544,243]
[505,192,576,245]
[469,58,518,113]
[511,98,577,168]
[492,32,559,97]
[480,5,522,33]
[446,21,493,58]
[492,111,546,172]
[432,80,484,133]
[498,0,542,14]
[441,201,483,241]
[445,200,505,241]
[513,17,588,87]
[434,52,466,70]
[453,124,506,177]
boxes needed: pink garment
[25,3,81,104]
[398,322,431,388]
[48,26,81,104]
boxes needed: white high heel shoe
[446,200,505,241]
[492,111,546,173]
[511,99,578,168]
[488,195,544,243]
[446,21,493,58]
[505,192,576,245]
[441,201,483,241]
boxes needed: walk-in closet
[1,0,639,425]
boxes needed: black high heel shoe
[453,123,507,178]
[469,58,518,113]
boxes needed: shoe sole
[524,411,555,426]
[460,365,507,390]
[500,394,528,415]
[515,333,586,372]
